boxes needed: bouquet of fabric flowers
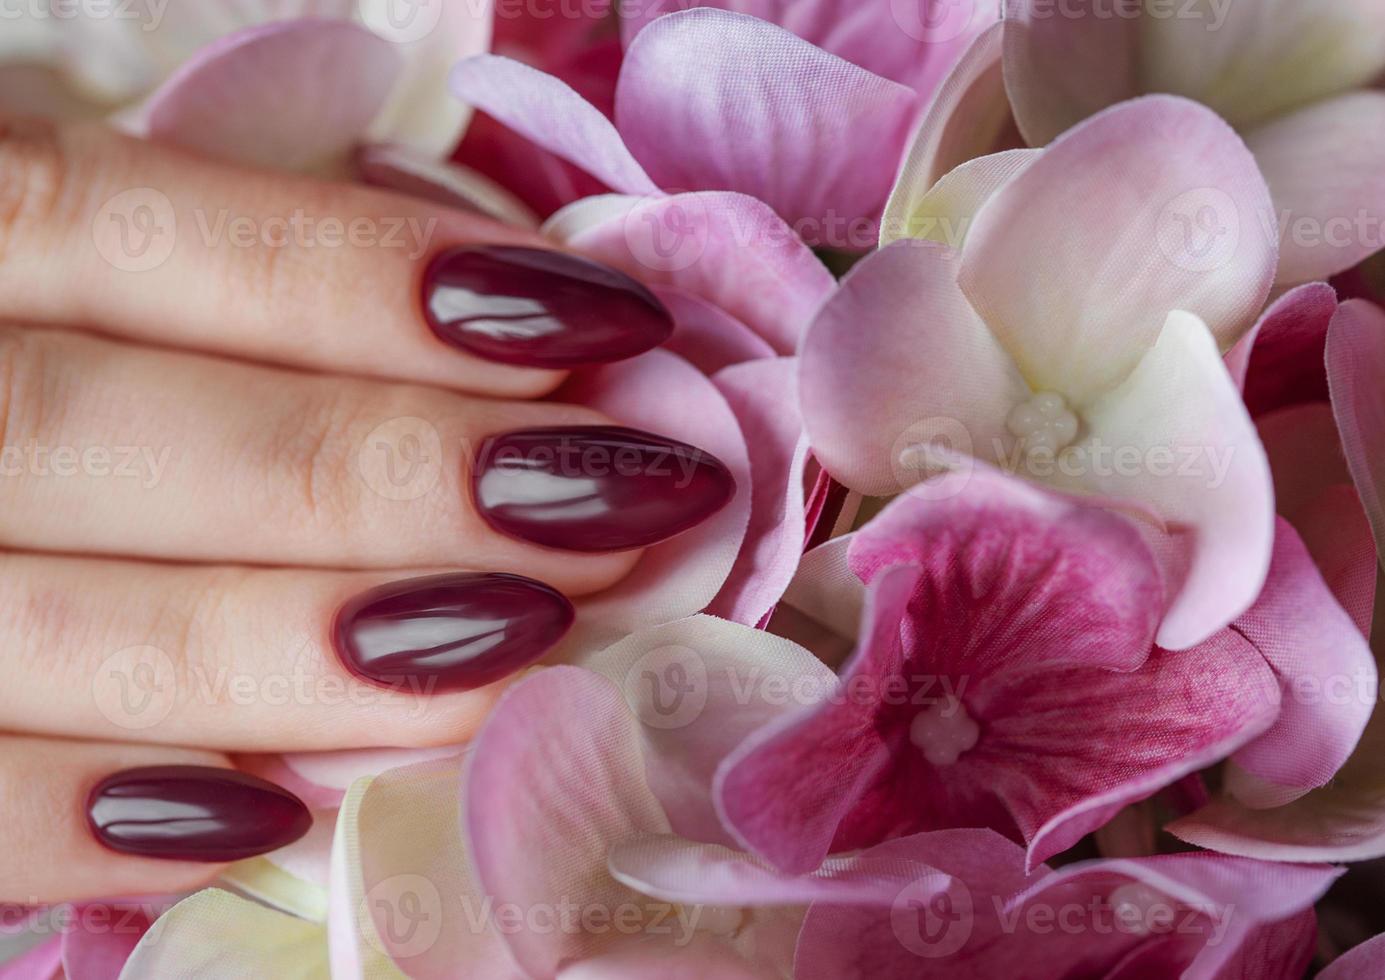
[1,1,1383,977]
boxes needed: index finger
[0,116,673,398]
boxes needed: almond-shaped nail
[334,572,574,692]
[422,246,674,368]
[87,766,311,862]
[473,425,735,552]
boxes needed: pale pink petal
[620,0,992,97]
[1000,0,1139,146]
[583,615,836,846]
[552,350,751,655]
[1322,934,1385,980]
[143,20,401,172]
[777,534,865,644]
[1259,404,1378,635]
[655,288,776,374]
[1225,282,1338,415]
[355,142,539,228]
[1246,92,1385,284]
[449,55,659,196]
[121,891,325,977]
[889,23,1018,202]
[1075,311,1275,650]
[959,96,1278,401]
[557,937,769,980]
[337,756,522,979]
[798,240,1029,496]
[552,192,835,353]
[61,906,150,980]
[1328,299,1385,562]
[707,358,810,625]
[357,0,494,157]
[465,668,671,976]
[1220,520,1375,807]
[615,9,919,233]
[1137,0,1385,131]
[236,753,347,810]
[881,147,1039,247]
[282,745,462,793]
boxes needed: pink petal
[615,9,919,235]
[550,192,835,353]
[959,96,1277,401]
[1328,299,1385,563]
[583,615,837,847]
[706,359,810,625]
[1225,282,1338,416]
[1000,0,1139,146]
[61,906,151,980]
[449,55,659,196]
[552,350,751,655]
[655,288,776,374]
[557,938,769,980]
[1259,404,1377,635]
[620,0,992,97]
[716,564,921,874]
[1245,92,1385,284]
[1215,910,1318,980]
[889,23,1018,203]
[798,240,1029,496]
[464,668,670,976]
[144,20,401,171]
[0,938,60,980]
[1322,934,1385,980]
[355,142,538,228]
[1075,311,1275,650]
[607,834,953,908]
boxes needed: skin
[0,115,645,903]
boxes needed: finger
[0,116,672,398]
[0,550,563,751]
[0,324,682,593]
[0,737,273,905]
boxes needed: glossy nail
[87,766,311,862]
[334,572,574,692]
[472,425,735,552]
[422,246,674,368]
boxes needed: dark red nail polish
[472,425,735,552]
[421,246,674,368]
[87,766,311,862]
[333,572,574,692]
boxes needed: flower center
[909,696,980,766]
[1006,391,1080,456]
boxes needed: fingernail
[422,246,674,368]
[334,572,574,692]
[472,425,735,552]
[87,766,311,862]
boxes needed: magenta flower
[1004,0,1385,284]
[717,466,1374,873]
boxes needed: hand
[0,116,731,904]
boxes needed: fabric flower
[802,94,1279,648]
[1004,0,1385,284]
[717,467,1296,872]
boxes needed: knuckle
[0,328,49,459]
[0,116,72,267]
[259,384,370,533]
